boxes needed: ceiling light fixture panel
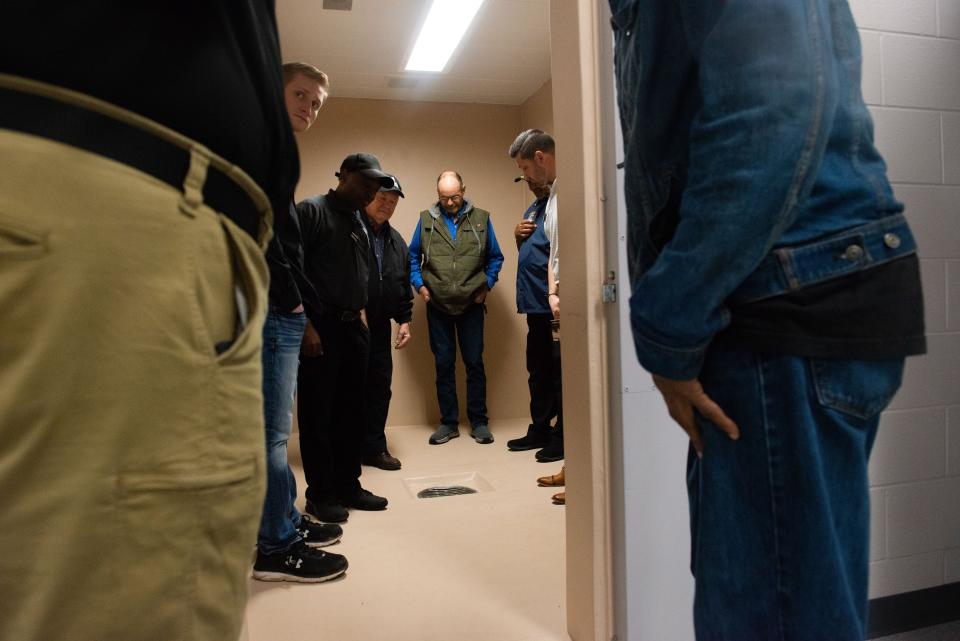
[405,0,485,73]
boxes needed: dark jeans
[526,314,563,436]
[689,342,904,640]
[363,317,393,456]
[426,302,487,427]
[297,314,369,503]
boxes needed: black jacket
[267,201,320,316]
[296,190,370,319]
[364,218,413,325]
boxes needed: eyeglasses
[438,193,462,204]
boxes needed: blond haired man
[253,62,349,583]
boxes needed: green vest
[419,205,490,315]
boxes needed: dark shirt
[363,216,414,325]
[0,1,299,240]
[720,254,926,360]
[297,190,370,315]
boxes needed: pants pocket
[810,358,905,420]
[114,458,262,641]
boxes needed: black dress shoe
[342,488,388,511]
[507,424,550,451]
[535,434,564,462]
[362,450,402,471]
[305,499,349,524]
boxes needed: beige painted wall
[293,97,542,428]
[520,80,555,134]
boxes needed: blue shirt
[363,216,387,276]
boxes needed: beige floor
[242,418,568,641]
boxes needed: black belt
[323,308,361,322]
[0,84,261,234]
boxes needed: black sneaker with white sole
[252,540,348,583]
[296,518,342,548]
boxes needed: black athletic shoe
[252,540,348,583]
[342,488,388,511]
[507,424,550,451]
[305,499,349,524]
[296,518,342,547]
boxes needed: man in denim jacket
[609,1,926,639]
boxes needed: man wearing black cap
[361,176,414,471]
[296,153,395,523]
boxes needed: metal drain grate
[417,485,478,499]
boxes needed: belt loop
[179,145,212,218]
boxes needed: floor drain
[417,485,478,499]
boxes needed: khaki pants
[0,76,270,641]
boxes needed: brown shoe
[551,491,566,505]
[362,451,401,471]
[537,466,565,487]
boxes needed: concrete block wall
[847,0,960,599]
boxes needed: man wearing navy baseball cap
[361,175,413,471]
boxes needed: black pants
[526,314,563,435]
[363,317,393,456]
[297,314,370,503]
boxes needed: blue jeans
[257,309,307,553]
[426,302,487,427]
[689,342,904,640]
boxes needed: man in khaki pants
[0,5,298,640]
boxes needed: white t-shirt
[544,177,559,289]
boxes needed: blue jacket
[610,0,919,379]
[516,197,551,314]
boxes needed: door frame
[550,2,621,640]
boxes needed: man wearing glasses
[408,170,504,446]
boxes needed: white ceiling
[277,0,551,105]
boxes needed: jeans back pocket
[810,358,905,420]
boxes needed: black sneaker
[507,424,550,451]
[252,540,348,583]
[305,499,349,524]
[296,518,342,548]
[342,488,388,511]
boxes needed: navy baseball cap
[379,175,405,198]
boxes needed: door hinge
[601,270,617,304]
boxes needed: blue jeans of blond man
[257,308,308,553]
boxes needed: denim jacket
[610,0,919,379]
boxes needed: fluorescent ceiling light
[405,0,485,72]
